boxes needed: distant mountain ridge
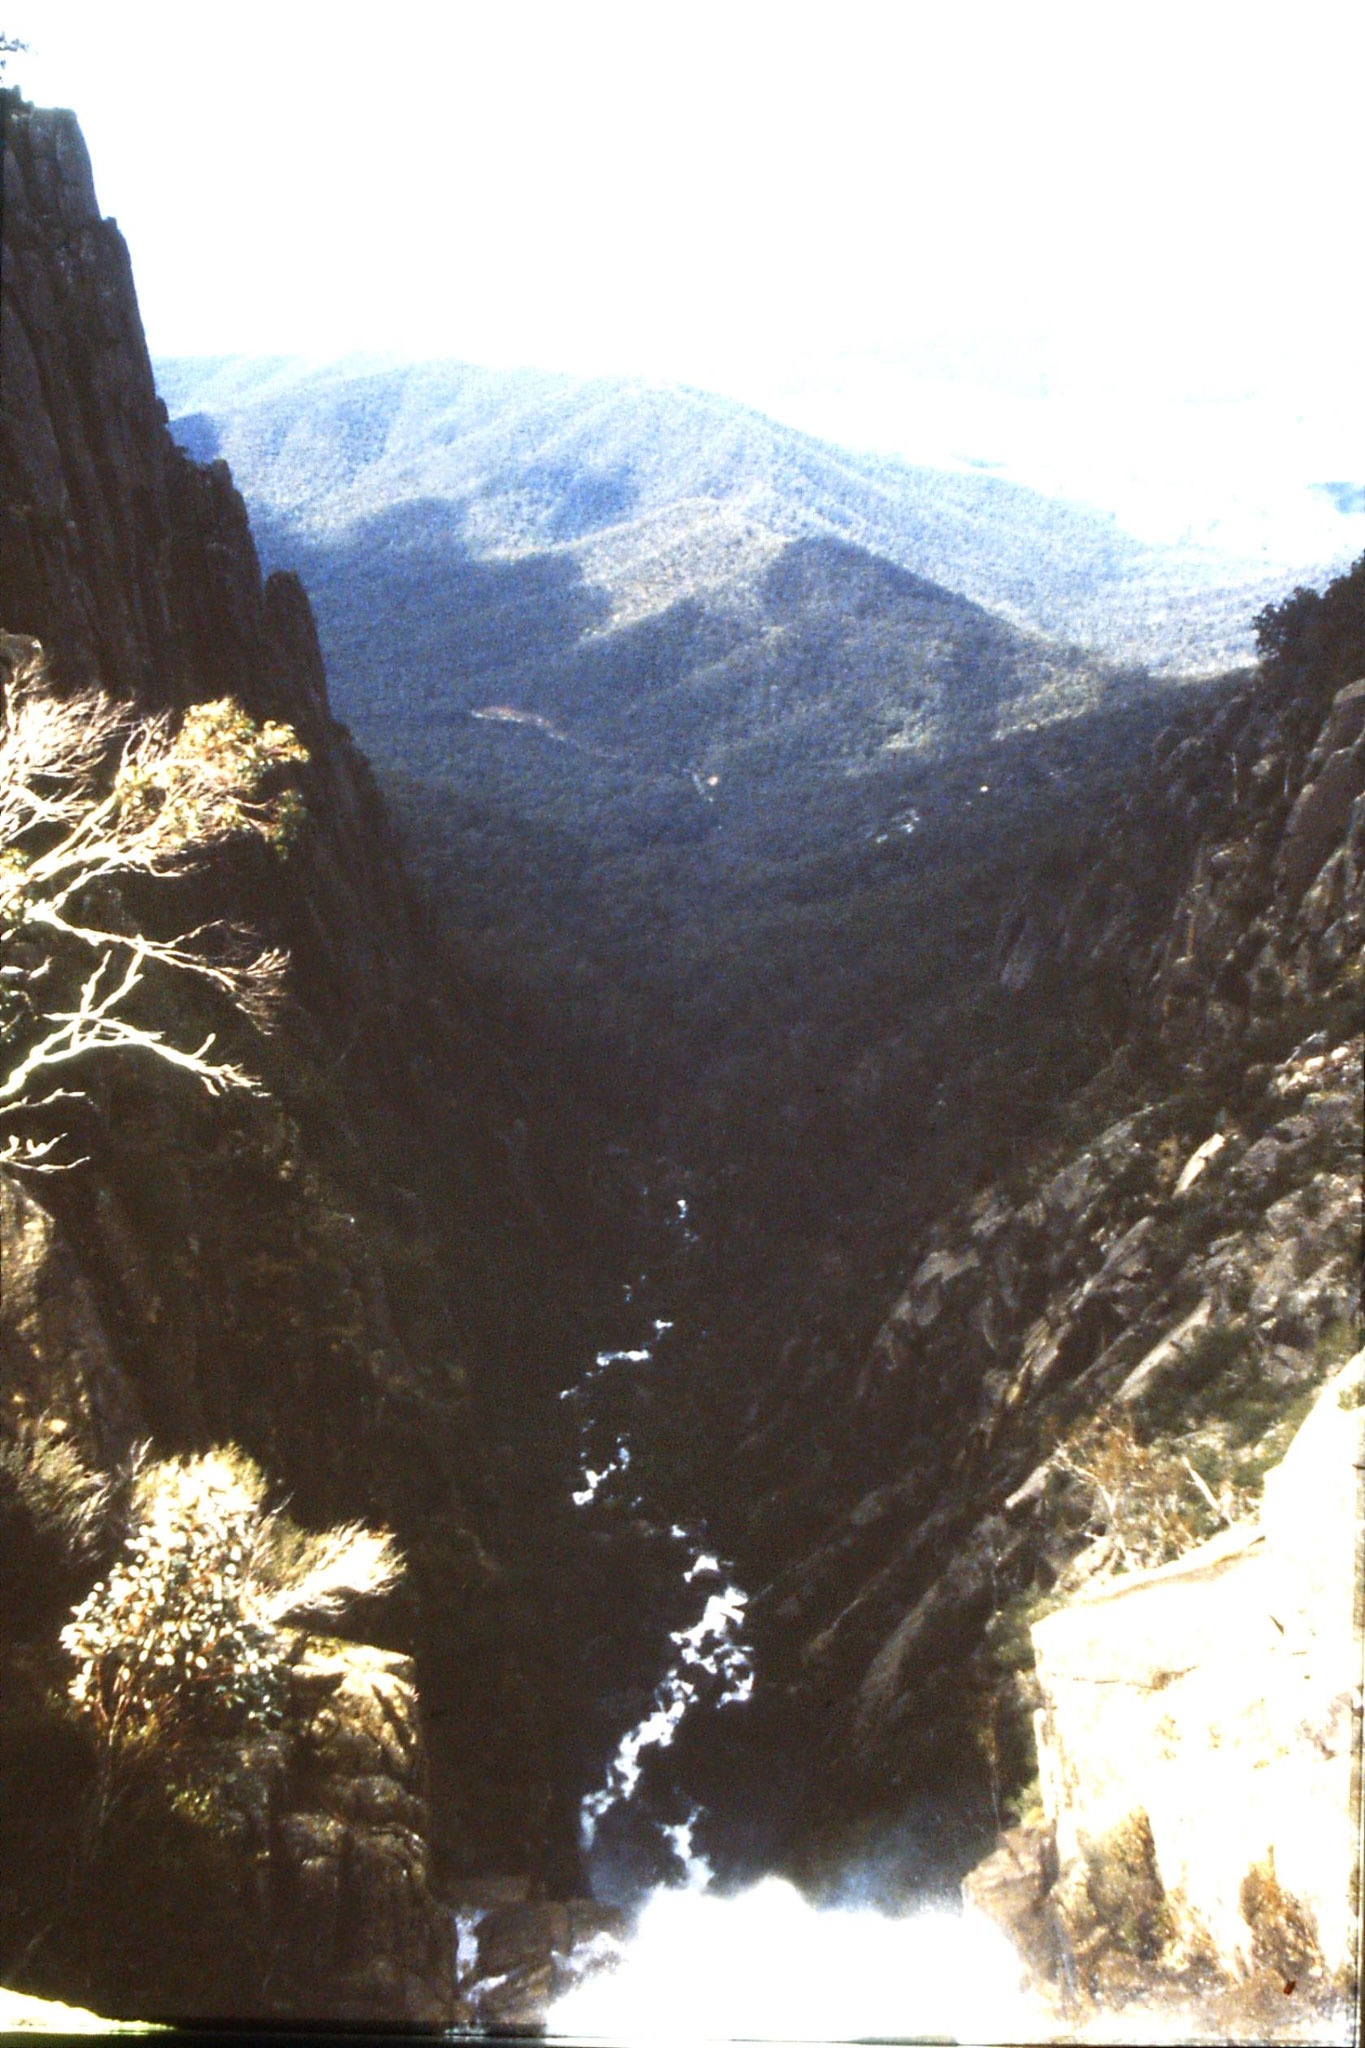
[153,353,1344,678]
[152,355,1151,924]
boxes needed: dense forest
[156,354,1357,679]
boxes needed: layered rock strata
[724,561,1363,1897]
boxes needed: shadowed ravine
[0,95,1360,2044]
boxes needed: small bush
[1004,1773,1045,1829]
[0,1432,113,1645]
[59,1446,401,1774]
[1051,1419,1241,1585]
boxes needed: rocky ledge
[966,1348,1362,2040]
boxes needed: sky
[7,0,1364,554]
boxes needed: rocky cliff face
[967,1348,1361,2038]
[3,105,313,720]
[702,557,1363,1919]
[0,95,596,2022]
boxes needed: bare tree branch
[0,651,308,1162]
[0,947,260,1104]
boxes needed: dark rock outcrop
[3,104,311,722]
[45,1638,456,2025]
[0,93,595,2021]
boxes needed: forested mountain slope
[154,352,1350,677]
[150,355,1200,1366]
[142,358,1355,1360]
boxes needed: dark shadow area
[533,595,744,762]
[760,531,971,621]
[517,457,640,539]
[263,496,615,723]
[168,410,221,464]
[287,367,411,477]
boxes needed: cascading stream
[561,1193,755,1886]
[547,1195,1053,2047]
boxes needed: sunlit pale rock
[1031,1349,1363,1985]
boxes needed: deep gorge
[1,92,1360,2040]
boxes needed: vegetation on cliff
[0,648,305,1168]
[0,94,607,2023]
[60,1445,401,1774]
[2,79,1360,2037]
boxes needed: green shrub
[0,1433,109,1563]
[59,1447,401,1774]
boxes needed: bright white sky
[8,0,1364,551]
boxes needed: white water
[555,1204,1053,2044]
[452,1909,482,1981]
[566,1205,755,1863]
[577,1535,755,1844]
[660,1810,714,1893]
[547,1875,1051,2043]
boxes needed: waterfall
[553,1202,1053,2046]
[547,1875,1051,2042]
[564,1200,754,1883]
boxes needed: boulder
[459,1893,627,2031]
[1276,739,1365,906]
[1026,1351,1362,1989]
[961,1820,1064,1983]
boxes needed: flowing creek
[481,1193,1051,2042]
[452,1194,1050,2039]
[565,1197,756,1885]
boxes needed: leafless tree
[0,648,306,1171]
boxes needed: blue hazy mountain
[154,353,1337,686]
